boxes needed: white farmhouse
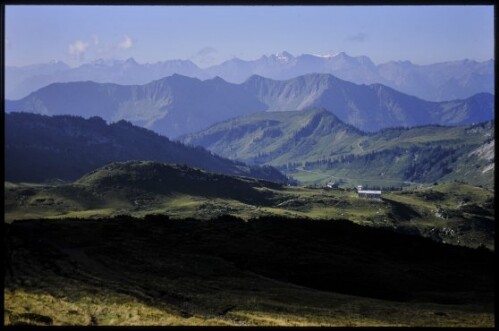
[357,189,382,200]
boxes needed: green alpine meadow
[181,108,494,188]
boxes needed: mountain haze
[242,74,493,131]
[6,75,267,137]
[208,52,494,101]
[5,58,208,100]
[6,52,493,101]
[6,74,493,137]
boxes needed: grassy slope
[182,109,494,187]
[4,217,494,326]
[184,109,491,163]
[5,173,494,250]
[182,108,363,163]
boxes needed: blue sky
[5,5,494,67]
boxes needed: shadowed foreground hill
[5,112,288,184]
[4,215,494,326]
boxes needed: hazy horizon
[5,5,494,68]
[5,50,495,70]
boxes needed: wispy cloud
[68,40,90,61]
[346,32,368,43]
[196,47,217,57]
[67,34,132,63]
[118,35,133,49]
[190,47,218,67]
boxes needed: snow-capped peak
[313,52,341,58]
[90,58,116,66]
[273,51,294,62]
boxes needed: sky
[5,5,495,68]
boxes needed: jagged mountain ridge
[6,73,493,138]
[242,74,493,131]
[208,52,494,101]
[5,75,267,138]
[5,58,209,100]
[6,52,493,101]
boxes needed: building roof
[358,190,382,195]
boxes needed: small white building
[326,182,338,189]
[357,189,382,200]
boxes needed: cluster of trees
[293,113,323,140]
[292,143,470,185]
[403,145,462,181]
[302,148,409,171]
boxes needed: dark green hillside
[4,161,287,222]
[5,112,288,184]
[300,144,482,186]
[76,161,280,206]
[295,122,494,188]
[182,109,494,187]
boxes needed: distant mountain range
[6,52,494,101]
[5,58,208,100]
[5,112,289,184]
[207,52,494,102]
[181,108,495,187]
[6,73,494,138]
